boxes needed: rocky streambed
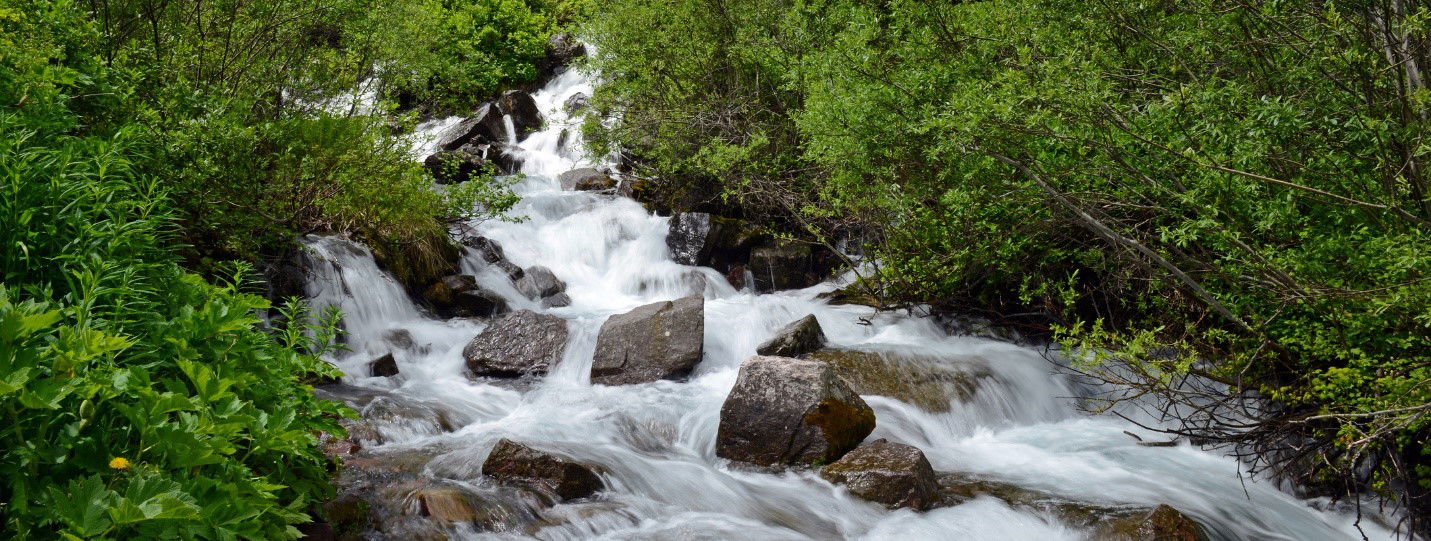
[286,40,1401,541]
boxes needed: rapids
[298,64,1402,540]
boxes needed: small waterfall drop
[299,64,1404,540]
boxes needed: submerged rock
[515,265,566,301]
[756,314,827,357]
[820,439,937,510]
[370,353,399,378]
[482,439,604,501]
[590,295,705,385]
[558,167,616,191]
[1092,504,1210,541]
[715,355,875,467]
[463,310,569,378]
[805,348,991,413]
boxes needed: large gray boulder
[756,314,827,357]
[436,103,506,151]
[590,295,705,385]
[820,439,937,510]
[515,265,566,300]
[463,310,569,377]
[558,167,616,191]
[482,439,604,501]
[715,356,876,467]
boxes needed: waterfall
[299,65,1403,540]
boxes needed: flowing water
[299,65,1403,540]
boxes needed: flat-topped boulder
[482,439,604,501]
[590,295,705,385]
[806,348,992,412]
[715,355,875,467]
[463,310,569,378]
[756,314,827,357]
[820,439,937,510]
[558,167,616,191]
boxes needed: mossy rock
[806,348,993,412]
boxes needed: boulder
[422,275,508,318]
[539,33,588,77]
[724,264,748,290]
[422,149,487,184]
[747,239,833,292]
[820,439,937,510]
[370,353,399,378]
[482,439,604,501]
[806,348,991,413]
[463,236,506,263]
[496,90,542,140]
[563,92,589,114]
[435,103,506,151]
[715,356,876,467]
[463,310,569,377]
[1091,505,1210,541]
[541,292,572,308]
[494,260,525,281]
[590,295,705,385]
[756,314,827,357]
[558,167,616,191]
[515,266,566,300]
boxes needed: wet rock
[496,90,542,139]
[665,213,768,269]
[463,310,569,378]
[411,484,482,523]
[756,314,827,357]
[1092,504,1210,541]
[724,264,747,290]
[806,348,991,413]
[463,236,506,263]
[298,521,335,541]
[590,295,705,385]
[423,275,508,318]
[815,282,884,308]
[515,266,566,300]
[423,149,488,184]
[715,355,876,467]
[541,292,572,308]
[748,239,837,292]
[482,439,604,501]
[319,431,363,458]
[563,92,589,114]
[539,33,588,77]
[494,260,525,281]
[436,103,506,151]
[820,439,937,510]
[370,353,399,377]
[558,167,616,191]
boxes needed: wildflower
[109,457,131,470]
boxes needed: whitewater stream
[299,65,1402,540]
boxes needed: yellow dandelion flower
[109,457,131,470]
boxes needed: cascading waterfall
[297,64,1404,540]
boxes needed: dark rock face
[370,353,399,378]
[422,274,508,318]
[665,213,768,270]
[558,167,616,191]
[515,265,566,300]
[496,90,542,139]
[1092,504,1210,541]
[756,314,827,357]
[748,239,835,292]
[463,310,569,377]
[724,264,748,290]
[436,103,506,151]
[820,439,937,510]
[715,356,876,467]
[563,92,589,114]
[464,235,506,263]
[590,295,705,385]
[539,33,588,77]
[666,212,713,266]
[482,439,604,501]
[494,260,525,281]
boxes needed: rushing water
[299,64,1403,540]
